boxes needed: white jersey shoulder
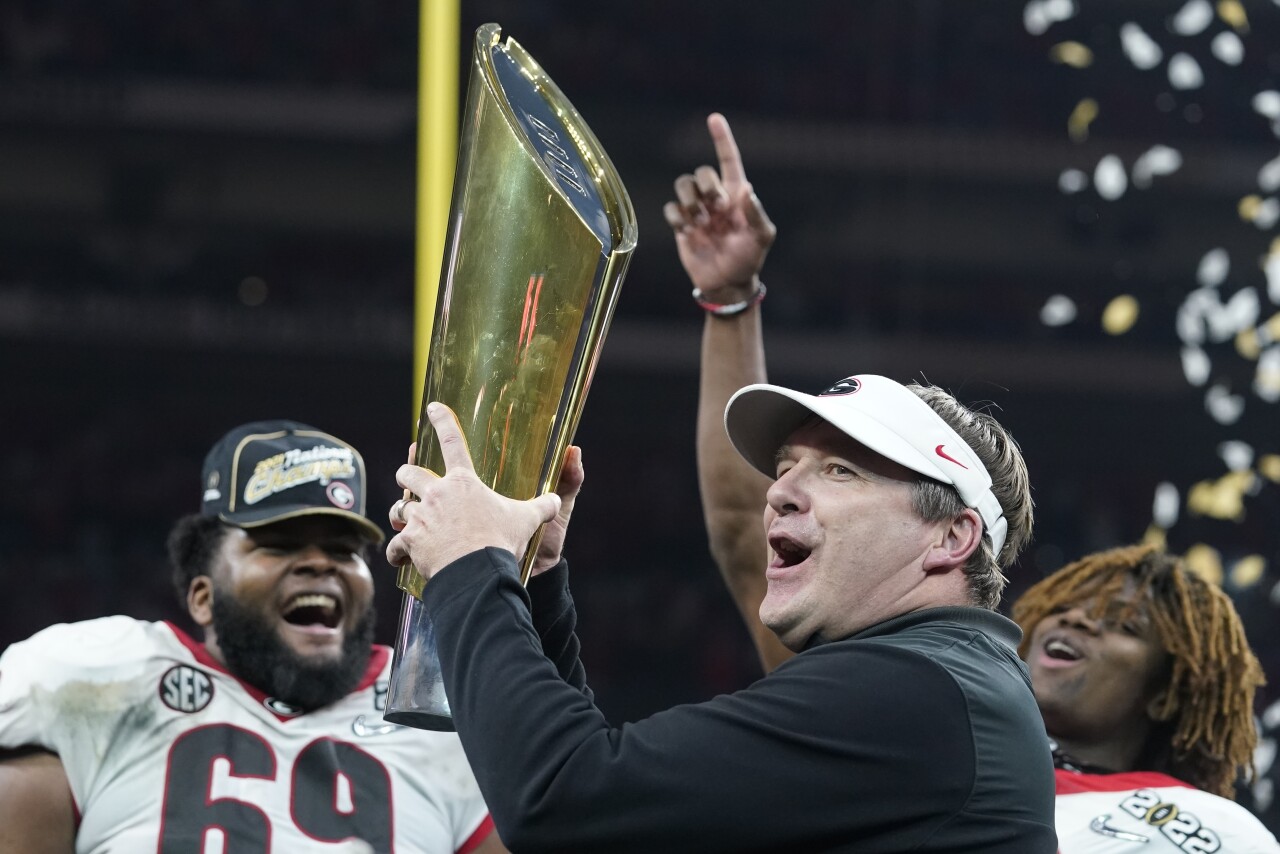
[1,617,492,854]
[1055,769,1280,853]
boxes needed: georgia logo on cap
[821,377,862,396]
[326,481,356,510]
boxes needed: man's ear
[922,508,983,574]
[188,576,214,628]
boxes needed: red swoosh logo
[935,445,968,469]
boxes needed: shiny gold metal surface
[385,23,636,730]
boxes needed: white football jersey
[1055,768,1279,853]
[0,616,493,854]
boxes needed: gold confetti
[1142,525,1168,550]
[1068,98,1098,143]
[1051,42,1094,68]
[1230,555,1266,588]
[1217,0,1249,32]
[1235,328,1260,359]
[1102,294,1139,334]
[1187,471,1255,520]
[1239,194,1263,222]
[1259,454,1280,482]
[1265,312,1280,340]
[1184,543,1224,586]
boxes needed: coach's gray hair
[907,384,1033,609]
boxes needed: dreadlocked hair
[1012,543,1264,798]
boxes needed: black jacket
[424,548,1057,853]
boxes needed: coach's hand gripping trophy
[384,24,637,730]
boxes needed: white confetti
[1219,440,1255,471]
[1181,344,1211,385]
[1171,0,1214,36]
[1206,383,1246,424]
[1040,294,1078,326]
[1260,155,1280,193]
[1255,91,1280,121]
[1178,292,1211,345]
[1257,348,1280,402]
[1168,53,1204,90]
[1197,248,1230,287]
[1023,0,1076,35]
[1251,197,1280,230]
[1211,31,1244,65]
[1119,23,1163,70]
[1175,287,1253,345]
[1058,168,1088,193]
[1094,155,1128,200]
[1209,288,1259,341]
[1024,3,1050,35]
[1267,252,1280,303]
[1131,145,1182,188]
[1153,481,1180,528]
[1254,345,1280,402]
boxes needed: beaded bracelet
[692,281,767,317]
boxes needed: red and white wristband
[692,281,767,317]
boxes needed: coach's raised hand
[386,402,561,581]
[662,112,776,302]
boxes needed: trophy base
[383,709,456,732]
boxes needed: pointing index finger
[707,113,746,188]
[426,402,475,475]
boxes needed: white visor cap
[724,374,1008,557]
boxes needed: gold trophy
[383,23,637,730]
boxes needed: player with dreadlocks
[1017,543,1277,851]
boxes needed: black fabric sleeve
[525,560,590,697]
[423,548,985,854]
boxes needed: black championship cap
[200,420,383,543]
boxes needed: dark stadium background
[4,0,1280,822]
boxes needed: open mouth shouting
[280,590,345,639]
[1036,632,1085,670]
[767,532,813,577]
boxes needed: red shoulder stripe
[456,814,496,854]
[1055,767,1194,794]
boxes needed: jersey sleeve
[0,616,155,756]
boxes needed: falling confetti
[1102,294,1139,333]
[1172,0,1215,36]
[1230,555,1266,588]
[1261,454,1280,482]
[1131,145,1183,188]
[1153,481,1181,527]
[1197,248,1231,287]
[1187,472,1253,519]
[1040,294,1078,326]
[1067,98,1099,141]
[1168,52,1205,89]
[1254,90,1280,120]
[1259,154,1280,192]
[1058,168,1088,193]
[1182,345,1212,385]
[1211,30,1245,64]
[1258,347,1280,401]
[1094,154,1128,200]
[1023,0,1078,35]
[1119,23,1163,70]
[1205,382,1246,424]
[1184,543,1225,584]
[1239,195,1280,229]
[1216,0,1249,32]
[1219,439,1255,470]
[1026,2,1280,605]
